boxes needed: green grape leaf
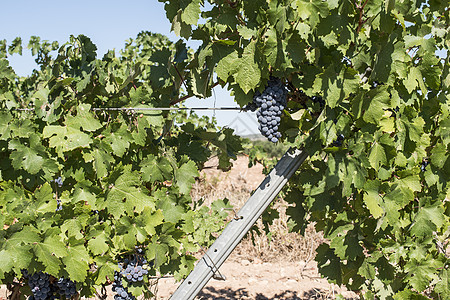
[430,143,448,169]
[315,243,342,285]
[43,125,92,158]
[65,104,102,132]
[103,124,132,157]
[94,258,117,285]
[405,258,441,292]
[34,182,57,214]
[0,249,14,280]
[363,180,384,219]
[33,241,62,275]
[135,208,164,236]
[87,232,109,256]
[9,225,41,247]
[384,175,421,208]
[146,243,169,268]
[62,244,90,282]
[106,165,155,218]
[181,0,201,25]
[435,269,450,299]
[88,148,114,179]
[141,155,173,183]
[0,58,16,81]
[410,203,445,237]
[175,160,198,195]
[216,50,239,82]
[233,40,261,93]
[8,134,57,175]
[368,143,387,171]
[362,88,391,124]
[73,181,99,208]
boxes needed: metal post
[170,147,308,300]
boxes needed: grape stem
[355,0,370,34]
[7,282,22,300]
[172,62,189,91]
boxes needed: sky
[0,0,260,136]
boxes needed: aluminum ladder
[170,147,308,300]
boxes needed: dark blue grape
[331,134,345,147]
[421,159,429,172]
[53,176,63,187]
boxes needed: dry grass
[192,155,324,264]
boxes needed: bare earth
[155,259,356,300]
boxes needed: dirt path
[155,259,356,299]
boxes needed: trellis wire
[13,107,245,112]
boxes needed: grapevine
[0,32,241,299]
[1,0,449,299]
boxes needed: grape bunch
[421,159,429,172]
[55,199,62,212]
[332,134,345,147]
[112,271,135,300]
[121,264,148,283]
[55,278,77,299]
[53,177,63,187]
[120,250,150,283]
[52,176,63,212]
[27,272,52,300]
[252,78,287,143]
[113,249,151,299]
[23,270,78,300]
[310,95,325,108]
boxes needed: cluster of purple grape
[120,264,148,283]
[421,159,429,172]
[55,278,77,299]
[252,78,287,143]
[52,177,63,211]
[331,134,345,147]
[53,177,63,187]
[112,272,135,300]
[23,271,77,300]
[113,249,151,300]
[310,95,325,108]
[27,272,52,300]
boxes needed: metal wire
[91,107,243,111]
[13,107,245,112]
